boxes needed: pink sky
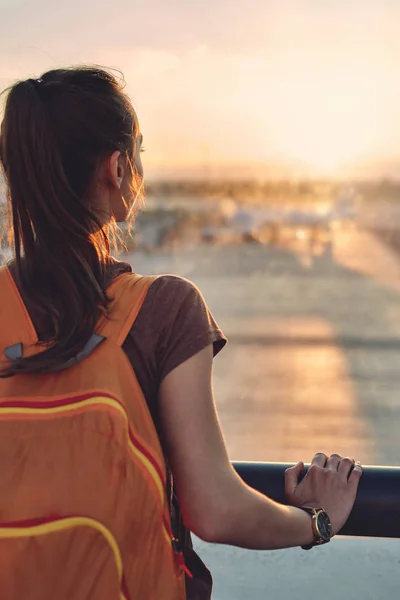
[1,0,399,179]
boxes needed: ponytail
[0,68,137,376]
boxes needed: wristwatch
[298,506,333,550]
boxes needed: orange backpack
[0,265,187,600]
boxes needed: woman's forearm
[202,474,315,550]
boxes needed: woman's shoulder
[143,274,210,321]
[147,274,203,297]
[108,259,201,299]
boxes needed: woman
[0,67,362,599]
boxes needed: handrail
[233,462,400,538]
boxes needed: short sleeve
[152,275,227,382]
[122,274,227,430]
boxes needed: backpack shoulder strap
[0,265,38,358]
[97,272,158,346]
[0,267,155,367]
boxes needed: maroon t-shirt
[9,259,227,432]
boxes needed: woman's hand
[285,452,363,535]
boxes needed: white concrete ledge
[194,536,400,600]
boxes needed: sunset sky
[1,0,399,179]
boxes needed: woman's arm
[158,345,362,549]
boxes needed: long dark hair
[0,67,139,376]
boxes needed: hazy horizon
[1,0,400,180]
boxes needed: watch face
[316,512,332,541]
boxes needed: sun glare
[280,115,376,174]
[265,70,381,175]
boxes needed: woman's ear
[109,150,124,189]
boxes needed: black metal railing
[233,462,400,538]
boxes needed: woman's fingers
[326,453,342,471]
[311,452,328,467]
[311,453,358,477]
[348,462,363,488]
[285,462,304,501]
[338,457,357,479]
